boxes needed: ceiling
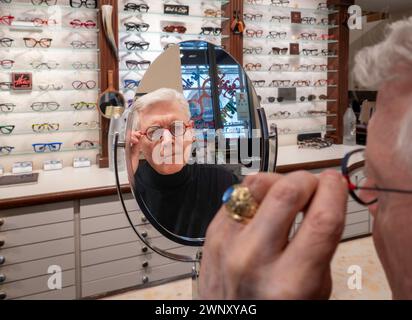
[356,0,412,13]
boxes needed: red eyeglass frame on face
[69,19,96,29]
[0,15,14,25]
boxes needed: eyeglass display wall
[242,0,339,147]
[117,0,229,110]
[0,0,101,173]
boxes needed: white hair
[133,88,190,128]
[354,16,412,89]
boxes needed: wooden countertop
[0,145,361,209]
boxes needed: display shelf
[1,69,100,73]
[1,108,97,114]
[244,21,338,30]
[0,89,100,94]
[271,126,337,136]
[246,69,338,73]
[119,31,229,39]
[243,3,338,15]
[243,53,338,58]
[0,2,99,12]
[243,37,338,44]
[1,128,99,136]
[261,99,337,105]
[0,47,100,52]
[1,24,100,33]
[254,85,338,89]
[267,113,337,120]
[119,12,230,21]
[0,146,101,157]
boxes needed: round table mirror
[123,40,273,252]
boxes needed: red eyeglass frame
[0,15,14,26]
[69,19,96,29]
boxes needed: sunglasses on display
[0,146,14,154]
[299,94,317,102]
[267,31,287,39]
[299,32,318,40]
[269,47,288,55]
[125,60,151,70]
[163,25,187,34]
[71,101,96,110]
[301,48,319,56]
[245,29,263,38]
[270,15,290,23]
[73,121,99,129]
[32,142,62,153]
[0,125,15,135]
[69,19,96,29]
[32,18,57,26]
[292,80,311,87]
[302,17,317,24]
[141,121,191,142]
[342,148,412,206]
[317,3,330,10]
[243,47,262,54]
[269,63,290,71]
[199,27,222,36]
[123,79,141,89]
[72,80,97,90]
[69,0,97,9]
[298,64,328,71]
[125,41,150,51]
[0,103,15,113]
[267,96,284,103]
[244,63,262,71]
[124,3,149,12]
[30,60,59,69]
[70,41,96,49]
[38,84,63,91]
[243,13,263,21]
[32,0,57,5]
[269,80,291,87]
[0,15,14,26]
[0,37,14,47]
[204,9,223,17]
[23,37,52,48]
[322,49,337,56]
[124,22,150,32]
[314,79,333,87]
[31,101,60,111]
[74,140,97,149]
[0,59,14,69]
[32,123,60,132]
[72,61,96,69]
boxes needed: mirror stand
[191,249,202,299]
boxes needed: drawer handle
[0,274,5,283]
[141,231,148,238]
[142,261,149,268]
[0,292,6,300]
[141,246,148,253]
[0,219,3,226]
[0,256,4,265]
[0,239,4,247]
[142,275,149,284]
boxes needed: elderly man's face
[138,100,193,175]
[364,74,412,294]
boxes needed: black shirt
[134,162,240,239]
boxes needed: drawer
[82,261,191,298]
[81,212,146,235]
[80,194,141,219]
[342,221,370,239]
[0,238,74,266]
[81,223,164,251]
[0,270,75,300]
[347,201,367,214]
[0,254,74,284]
[16,286,75,300]
[82,246,194,282]
[0,221,74,249]
[81,237,187,267]
[346,210,369,225]
[0,202,73,232]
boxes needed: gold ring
[222,184,258,223]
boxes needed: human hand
[199,170,348,299]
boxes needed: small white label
[43,160,63,171]
[12,162,33,174]
[73,158,91,168]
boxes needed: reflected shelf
[267,113,337,120]
[1,108,98,114]
[1,128,99,136]
[1,24,100,33]
[0,47,100,52]
[243,37,338,44]
[244,21,338,30]
[2,69,100,73]
[254,85,338,89]
[0,3,99,12]
[119,12,230,21]
[0,146,101,158]
[269,127,337,136]
[119,30,228,39]
[243,53,338,58]
[261,99,337,105]
[246,69,338,73]
[243,3,339,15]
[0,89,100,94]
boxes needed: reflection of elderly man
[200,18,412,299]
[130,88,239,239]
